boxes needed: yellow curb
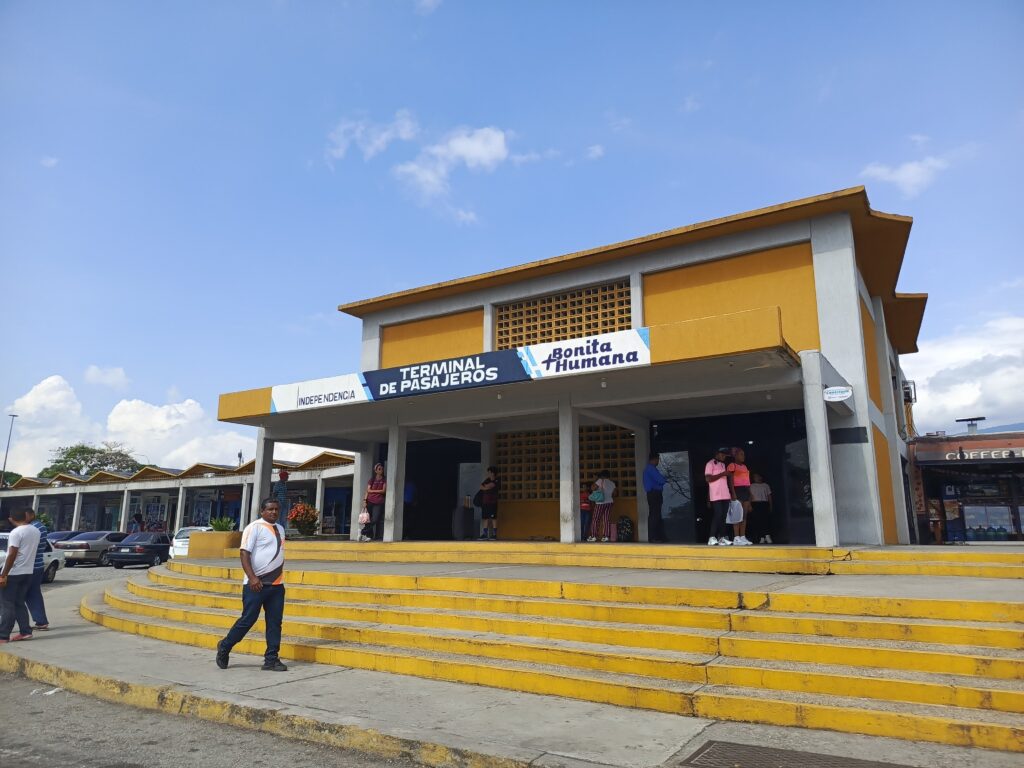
[829,562,1024,580]
[0,649,530,768]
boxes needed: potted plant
[288,502,320,537]
[209,517,235,531]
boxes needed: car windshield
[123,534,159,543]
[70,532,108,541]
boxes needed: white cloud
[586,144,605,160]
[452,207,478,224]
[908,133,930,148]
[84,365,130,390]
[326,109,419,164]
[901,315,1024,433]
[414,0,442,14]
[4,375,334,477]
[680,95,701,113]
[40,156,59,169]
[393,126,509,200]
[605,111,632,133]
[510,148,560,166]
[861,156,949,198]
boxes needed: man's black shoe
[261,659,288,672]
[216,641,230,669]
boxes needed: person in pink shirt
[727,447,753,546]
[704,448,732,545]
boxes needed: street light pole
[1,414,18,488]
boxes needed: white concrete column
[873,296,911,544]
[634,428,651,542]
[811,214,884,545]
[799,350,839,547]
[482,304,495,352]
[315,476,326,534]
[251,428,275,524]
[240,482,251,529]
[119,489,131,533]
[629,270,644,329]
[384,421,408,542]
[361,320,382,371]
[350,447,374,540]
[174,487,187,532]
[558,398,580,543]
[71,492,83,530]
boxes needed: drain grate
[679,741,916,768]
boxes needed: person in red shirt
[727,447,753,546]
[704,448,732,545]
[360,463,386,541]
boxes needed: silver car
[168,526,213,559]
[55,531,128,567]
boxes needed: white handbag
[726,500,744,524]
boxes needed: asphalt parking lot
[46,560,145,589]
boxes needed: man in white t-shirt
[215,498,288,672]
[0,508,42,643]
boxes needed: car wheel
[44,562,58,583]
[113,562,124,570]
[150,554,162,568]
[99,552,110,567]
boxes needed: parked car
[0,532,65,583]
[168,526,213,559]
[55,531,128,566]
[47,530,86,544]
[108,533,172,569]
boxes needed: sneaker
[216,641,230,669]
[586,536,597,542]
[478,533,488,540]
[11,633,32,641]
[358,535,371,542]
[718,537,733,546]
[764,535,773,544]
[262,659,288,672]
[736,537,752,546]
[33,624,49,631]
[758,537,767,544]
[601,537,609,542]
[707,537,718,546]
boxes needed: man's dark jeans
[0,573,33,640]
[26,567,48,627]
[220,582,285,662]
[646,490,665,542]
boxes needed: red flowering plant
[287,502,320,536]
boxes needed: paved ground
[0,673,419,768]
[1,573,1017,768]
[48,561,138,589]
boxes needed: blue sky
[1,1,1022,474]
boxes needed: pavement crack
[238,668,346,693]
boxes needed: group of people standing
[0,506,50,644]
[704,446,773,546]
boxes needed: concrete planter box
[188,531,243,559]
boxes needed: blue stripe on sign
[522,346,542,377]
[359,373,374,401]
[637,327,650,348]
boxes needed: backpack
[616,516,634,542]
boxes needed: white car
[168,526,214,558]
[0,532,65,583]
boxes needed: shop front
[910,433,1024,544]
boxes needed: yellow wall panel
[873,426,899,545]
[218,387,272,421]
[497,498,639,541]
[642,243,820,352]
[648,307,785,364]
[380,309,484,368]
[861,300,884,410]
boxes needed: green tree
[1,470,22,488]
[39,442,143,478]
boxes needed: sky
[1,1,1022,476]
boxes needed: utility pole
[1,414,18,488]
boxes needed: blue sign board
[361,350,530,401]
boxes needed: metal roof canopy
[244,349,802,451]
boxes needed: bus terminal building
[219,187,926,547]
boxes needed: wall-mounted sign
[363,350,530,400]
[271,373,371,413]
[519,328,651,379]
[823,386,853,402]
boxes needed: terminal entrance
[401,438,482,541]
[652,409,813,545]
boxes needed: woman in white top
[587,469,616,542]
[748,473,773,544]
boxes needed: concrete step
[80,591,1024,752]
[150,566,1024,649]
[165,559,1024,623]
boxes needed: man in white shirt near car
[215,498,288,672]
[0,508,42,643]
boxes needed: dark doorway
[652,409,813,545]
[402,438,481,540]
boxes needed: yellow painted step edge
[80,597,1024,753]
[166,560,1024,623]
[122,582,1024,715]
